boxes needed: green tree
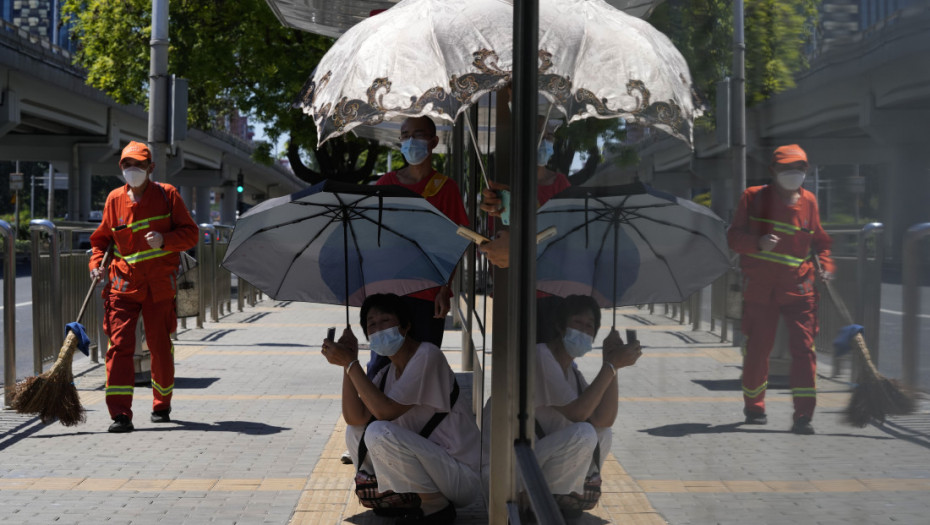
[62,0,386,185]
[649,0,818,127]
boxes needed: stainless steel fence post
[901,222,930,389]
[857,223,884,364]
[1,220,16,407]
[30,220,60,375]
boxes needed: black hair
[406,116,436,137]
[359,293,414,338]
[554,295,601,336]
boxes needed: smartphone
[499,189,511,226]
[327,327,336,341]
[625,329,637,343]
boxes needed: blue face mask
[537,140,554,167]
[369,326,405,357]
[562,327,594,358]
[400,138,430,166]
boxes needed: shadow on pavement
[640,422,897,439]
[174,377,220,389]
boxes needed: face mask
[369,325,405,357]
[122,167,148,187]
[775,170,805,191]
[537,139,554,167]
[400,138,430,166]
[562,327,594,358]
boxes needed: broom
[11,248,112,426]
[813,254,917,427]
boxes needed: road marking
[0,301,32,311]
[881,308,930,319]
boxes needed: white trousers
[346,421,480,508]
[534,422,612,494]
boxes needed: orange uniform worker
[89,141,199,433]
[727,144,834,435]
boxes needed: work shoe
[108,415,134,433]
[150,409,171,423]
[744,410,767,425]
[791,417,815,435]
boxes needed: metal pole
[856,223,883,363]
[1,220,15,407]
[901,223,930,389]
[149,0,169,182]
[731,0,746,211]
[13,161,20,234]
[47,163,54,219]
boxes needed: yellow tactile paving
[198,350,316,356]
[77,478,126,491]
[165,479,218,491]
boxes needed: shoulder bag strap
[355,370,390,473]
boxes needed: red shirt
[376,170,468,301]
[537,172,571,207]
[89,182,199,303]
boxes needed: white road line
[881,308,930,319]
[0,301,32,311]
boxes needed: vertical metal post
[149,0,169,182]
[47,163,54,220]
[731,0,746,212]
[1,220,15,407]
[856,223,883,363]
[901,223,930,389]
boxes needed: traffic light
[236,172,244,194]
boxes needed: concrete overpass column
[887,148,930,263]
[178,185,194,213]
[195,186,212,225]
[220,186,237,225]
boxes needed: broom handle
[811,253,881,376]
[75,247,113,325]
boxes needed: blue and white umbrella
[536,182,731,326]
[222,180,469,325]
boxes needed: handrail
[901,222,930,389]
[1,220,15,407]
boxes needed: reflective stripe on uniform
[743,380,768,398]
[152,379,173,397]
[111,213,171,233]
[750,216,813,235]
[105,385,134,396]
[115,247,173,265]
[792,387,816,398]
[745,250,808,267]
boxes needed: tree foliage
[649,0,818,127]
[61,0,386,185]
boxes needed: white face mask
[775,170,806,191]
[562,327,594,358]
[369,325,405,357]
[537,140,554,167]
[122,167,148,187]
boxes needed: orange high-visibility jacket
[727,185,834,301]
[89,182,199,303]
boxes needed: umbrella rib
[622,219,687,299]
[271,210,344,299]
[346,212,450,280]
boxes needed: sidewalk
[0,298,928,524]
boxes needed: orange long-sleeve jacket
[89,181,199,303]
[727,185,834,301]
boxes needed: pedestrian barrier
[28,220,105,374]
[1,220,16,406]
[901,222,930,390]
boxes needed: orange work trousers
[103,290,176,420]
[741,292,818,422]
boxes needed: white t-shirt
[372,342,480,470]
[534,343,589,436]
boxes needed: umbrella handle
[75,247,113,325]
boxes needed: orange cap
[120,141,151,163]
[772,144,807,165]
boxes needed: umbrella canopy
[536,182,731,318]
[222,180,470,323]
[297,0,699,147]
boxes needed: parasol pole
[463,113,492,189]
[342,210,350,327]
[536,102,554,149]
[612,216,619,329]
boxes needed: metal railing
[901,222,930,390]
[1,220,15,406]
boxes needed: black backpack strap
[355,370,390,473]
[418,378,459,439]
